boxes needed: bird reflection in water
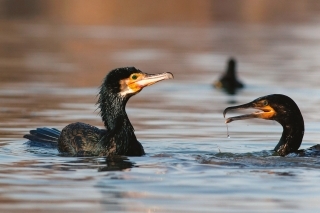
[98,156,135,172]
[62,155,135,172]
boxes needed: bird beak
[223,101,275,123]
[136,72,174,88]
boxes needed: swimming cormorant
[223,94,320,156]
[24,67,173,156]
[214,58,244,95]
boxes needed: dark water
[1,1,320,212]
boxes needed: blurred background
[1,0,320,86]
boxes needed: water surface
[1,2,320,212]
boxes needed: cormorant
[24,67,173,157]
[223,94,320,156]
[214,58,244,95]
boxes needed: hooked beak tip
[225,118,232,123]
[165,72,174,79]
[223,107,231,118]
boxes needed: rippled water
[2,2,320,212]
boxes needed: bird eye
[131,75,138,80]
[263,100,268,106]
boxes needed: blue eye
[131,75,138,80]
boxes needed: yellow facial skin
[121,73,145,93]
[253,104,276,120]
[119,72,173,97]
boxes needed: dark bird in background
[24,67,174,157]
[214,58,244,95]
[224,94,320,156]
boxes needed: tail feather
[51,128,61,134]
[24,127,61,148]
[32,128,60,140]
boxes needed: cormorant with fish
[24,67,173,156]
[223,94,320,156]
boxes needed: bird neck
[226,68,236,79]
[274,115,304,156]
[99,93,137,154]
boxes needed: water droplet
[226,123,230,138]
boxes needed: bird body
[24,67,173,156]
[214,58,244,95]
